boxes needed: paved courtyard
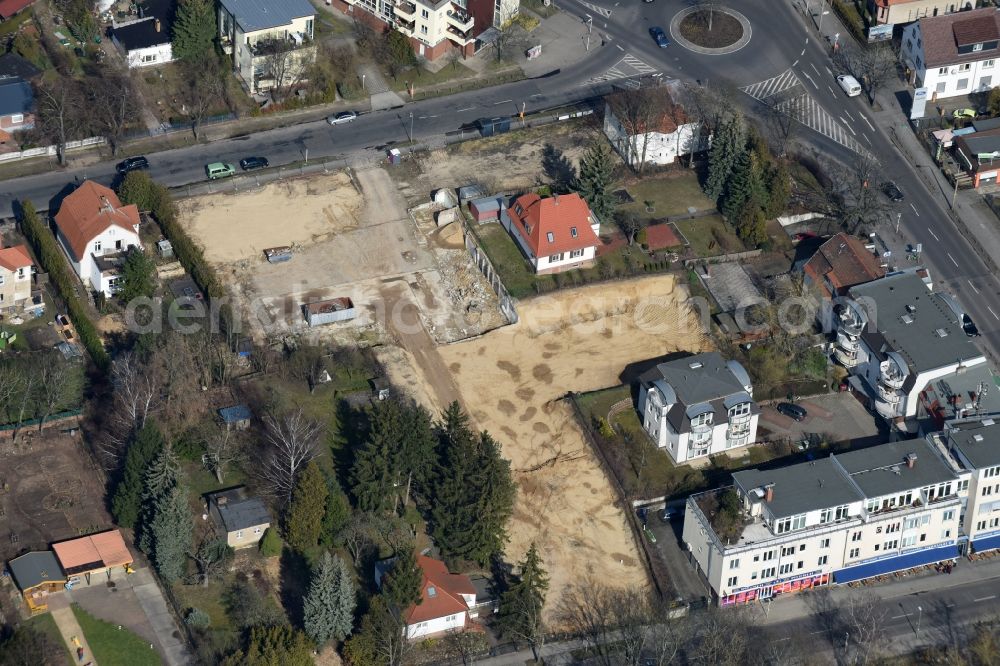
[758,391,885,445]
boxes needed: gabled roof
[218,0,315,32]
[52,530,133,576]
[915,8,1000,68]
[0,78,33,117]
[639,352,751,407]
[508,193,599,258]
[0,53,42,80]
[113,17,171,50]
[606,88,689,135]
[54,181,140,262]
[0,244,32,272]
[803,233,885,298]
[8,551,64,591]
[735,456,865,519]
[406,555,475,624]
[0,0,34,19]
[218,404,252,423]
[208,487,271,532]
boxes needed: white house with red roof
[53,181,142,296]
[0,243,33,312]
[603,85,703,168]
[376,554,481,640]
[502,192,601,275]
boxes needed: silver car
[327,111,358,125]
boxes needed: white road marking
[616,44,625,51]
[861,114,876,132]
[801,48,806,56]
[969,280,980,294]
[811,63,821,76]
[494,99,512,105]
[843,108,855,120]
[829,85,837,96]
[910,203,919,216]
[825,66,834,76]
[792,58,799,67]
[578,0,612,17]
[864,133,872,144]
[891,614,907,619]
[456,106,475,112]
[948,252,960,267]
[802,71,819,89]
[989,306,1000,321]
[841,118,857,135]
[927,227,940,241]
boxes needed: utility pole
[362,73,366,90]
[409,112,414,142]
[916,606,923,635]
[895,211,901,234]
[952,176,960,208]
[585,14,593,51]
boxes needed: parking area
[757,391,885,445]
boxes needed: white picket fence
[0,136,106,164]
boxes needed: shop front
[719,571,831,607]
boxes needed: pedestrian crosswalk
[741,69,865,155]
[584,54,659,85]
[578,0,612,18]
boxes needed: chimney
[905,452,917,468]
[763,484,774,503]
[553,193,559,205]
[99,195,114,212]
[155,18,161,32]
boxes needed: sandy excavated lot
[177,169,504,342]
[401,275,710,606]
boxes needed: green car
[953,108,977,119]
[206,162,236,180]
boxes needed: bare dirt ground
[424,275,709,611]
[177,168,506,344]
[0,429,113,562]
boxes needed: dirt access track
[388,275,709,610]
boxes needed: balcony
[247,33,313,57]
[446,24,474,44]
[394,1,417,18]
[446,7,474,31]
[395,17,416,34]
[834,344,860,368]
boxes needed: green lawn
[25,613,74,665]
[618,172,716,222]
[674,215,745,257]
[390,60,477,92]
[72,604,162,666]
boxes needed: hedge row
[117,172,223,299]
[18,200,110,370]
[832,0,867,44]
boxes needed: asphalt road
[2,0,998,362]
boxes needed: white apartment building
[218,0,316,95]
[938,418,1000,553]
[683,438,969,606]
[902,8,1000,100]
[833,272,986,424]
[637,352,760,465]
[603,82,703,168]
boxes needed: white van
[837,74,862,97]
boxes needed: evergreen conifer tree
[286,461,328,552]
[112,423,164,528]
[350,400,404,512]
[498,543,549,662]
[574,139,616,220]
[172,0,217,61]
[705,116,745,201]
[148,484,194,582]
[304,552,356,645]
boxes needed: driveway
[758,392,885,445]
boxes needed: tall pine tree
[286,461,328,552]
[171,0,217,61]
[498,543,549,662]
[304,552,356,645]
[112,423,164,528]
[350,400,404,513]
[138,446,181,555]
[397,404,436,507]
[574,139,616,221]
[720,146,754,223]
[148,484,193,582]
[383,548,422,612]
[431,403,516,565]
[319,473,351,548]
[705,116,745,201]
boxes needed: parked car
[327,111,358,125]
[776,402,808,421]
[963,314,981,337]
[649,26,669,48]
[836,74,862,97]
[882,180,904,202]
[206,162,236,180]
[116,156,149,174]
[953,108,977,119]
[239,156,269,171]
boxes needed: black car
[116,156,149,174]
[776,402,808,421]
[963,314,980,337]
[240,156,269,171]
[882,180,904,202]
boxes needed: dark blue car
[650,26,669,48]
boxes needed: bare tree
[692,0,723,31]
[838,43,896,107]
[0,363,27,425]
[33,78,83,165]
[181,59,225,140]
[260,408,322,504]
[340,513,376,564]
[103,352,160,465]
[644,613,691,666]
[688,608,753,666]
[205,426,245,484]
[34,353,83,432]
[441,630,485,665]
[493,6,524,63]
[763,93,796,157]
[606,84,675,175]
[842,591,889,666]
[89,67,139,156]
[187,526,232,587]
[257,39,309,103]
[559,583,653,666]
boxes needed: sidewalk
[122,567,193,666]
[47,594,98,666]
[757,553,1000,625]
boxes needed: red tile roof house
[0,0,36,21]
[801,233,886,299]
[502,192,601,275]
[0,242,32,312]
[376,555,481,640]
[53,181,142,297]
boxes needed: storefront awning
[833,543,959,584]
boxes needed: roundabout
[669,5,752,55]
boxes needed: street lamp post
[585,14,593,51]
[844,632,849,651]
[916,606,923,635]
[362,73,366,90]
[409,112,414,142]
